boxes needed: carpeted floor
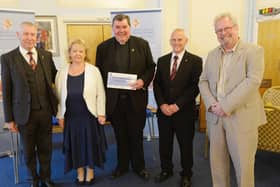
[0,124,280,187]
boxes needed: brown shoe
[134,169,150,180]
[181,176,191,187]
[111,168,128,179]
[155,171,173,183]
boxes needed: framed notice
[35,15,60,56]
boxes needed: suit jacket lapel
[37,49,51,85]
[172,51,190,81]
[223,42,243,82]
[165,53,172,77]
[214,48,223,83]
[110,39,117,72]
[128,37,136,72]
[227,42,244,70]
[176,51,188,76]
[14,48,29,87]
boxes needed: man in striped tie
[153,28,202,187]
[1,22,57,187]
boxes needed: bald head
[170,28,188,54]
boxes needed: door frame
[60,17,111,68]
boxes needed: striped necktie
[170,55,178,80]
[27,51,37,71]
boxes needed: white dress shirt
[170,50,185,74]
[19,46,38,64]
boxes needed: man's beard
[220,36,233,49]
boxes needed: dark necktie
[170,55,178,80]
[27,51,37,71]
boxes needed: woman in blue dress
[55,39,107,185]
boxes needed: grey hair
[19,21,37,31]
[214,13,238,26]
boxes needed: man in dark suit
[1,22,57,187]
[153,28,202,187]
[96,14,155,180]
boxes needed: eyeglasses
[215,25,235,34]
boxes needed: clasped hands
[209,102,227,117]
[160,104,179,116]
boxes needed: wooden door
[103,24,113,41]
[258,19,280,86]
[67,24,112,65]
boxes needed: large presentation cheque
[107,72,137,90]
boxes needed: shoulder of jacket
[159,53,171,60]
[207,46,220,56]
[86,63,100,73]
[240,41,262,51]
[186,51,202,61]
[37,47,51,55]
[2,47,18,57]
[57,63,69,74]
[130,35,148,44]
[156,53,171,65]
[99,37,114,47]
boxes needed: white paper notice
[107,72,137,90]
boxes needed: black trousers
[18,108,52,181]
[111,95,146,172]
[157,110,195,177]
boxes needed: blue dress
[63,72,107,173]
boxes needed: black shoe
[155,171,173,183]
[111,169,128,179]
[30,180,39,187]
[75,178,84,185]
[134,169,150,180]
[40,180,55,187]
[181,176,191,187]
[84,178,95,185]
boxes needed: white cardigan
[55,63,105,119]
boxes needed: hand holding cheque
[107,72,144,90]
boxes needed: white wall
[158,0,248,58]
[56,0,160,9]
[256,0,280,9]
[0,0,160,68]
[158,0,179,54]
[0,0,18,7]
[1,0,253,64]
[187,0,246,57]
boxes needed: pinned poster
[111,9,162,62]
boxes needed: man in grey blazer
[199,13,266,187]
[1,22,57,187]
